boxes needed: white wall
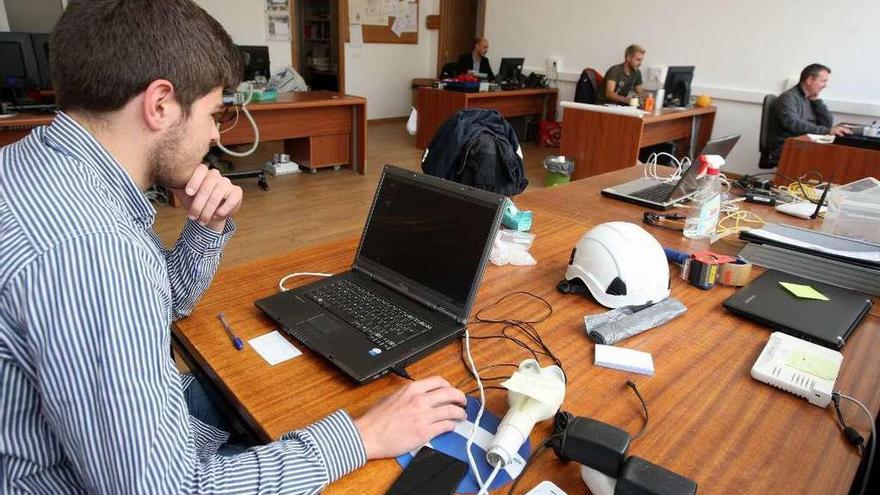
[0,0,11,31]
[484,0,880,175]
[196,0,438,120]
[195,0,292,74]
[344,0,439,119]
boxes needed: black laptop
[722,269,873,349]
[255,165,505,383]
[601,134,740,210]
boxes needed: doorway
[293,0,345,92]
[437,0,485,78]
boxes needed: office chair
[758,94,778,168]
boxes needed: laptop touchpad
[299,314,345,336]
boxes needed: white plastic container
[684,158,723,239]
[821,177,880,243]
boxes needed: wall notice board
[344,0,419,44]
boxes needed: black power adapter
[616,456,698,495]
[553,413,630,477]
[551,411,698,495]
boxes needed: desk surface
[173,166,878,495]
[643,105,716,123]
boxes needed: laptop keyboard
[630,182,676,203]
[305,279,433,350]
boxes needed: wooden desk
[777,135,880,185]
[416,87,558,149]
[0,113,54,147]
[0,91,367,174]
[173,166,878,495]
[561,105,716,181]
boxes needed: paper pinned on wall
[265,0,291,42]
[266,11,291,41]
[349,24,364,47]
[348,0,367,24]
[363,0,393,25]
[390,2,417,36]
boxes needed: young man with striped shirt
[0,1,465,493]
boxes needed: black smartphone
[386,447,469,495]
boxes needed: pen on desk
[217,312,244,351]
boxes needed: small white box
[594,344,654,376]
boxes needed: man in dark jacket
[766,63,851,164]
[457,38,495,81]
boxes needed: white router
[751,332,843,407]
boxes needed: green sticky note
[786,350,839,380]
[779,282,830,301]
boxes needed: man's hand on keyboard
[354,376,467,460]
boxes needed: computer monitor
[237,45,270,82]
[663,66,694,108]
[498,57,524,83]
[0,33,40,90]
[31,34,52,90]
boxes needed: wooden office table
[561,105,716,181]
[0,91,367,174]
[0,112,54,147]
[416,87,558,149]
[172,166,878,495]
[777,135,880,185]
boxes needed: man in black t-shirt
[598,44,646,105]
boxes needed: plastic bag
[406,107,417,136]
[267,66,309,93]
[490,231,536,266]
[543,156,575,176]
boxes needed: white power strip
[751,332,843,407]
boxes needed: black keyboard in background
[631,182,675,202]
[306,280,432,350]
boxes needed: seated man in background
[766,63,852,164]
[457,37,495,81]
[597,44,646,105]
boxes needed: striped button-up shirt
[0,113,366,493]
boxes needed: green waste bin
[544,156,575,187]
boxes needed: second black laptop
[255,165,505,383]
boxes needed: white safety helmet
[560,222,670,308]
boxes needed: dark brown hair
[800,63,831,84]
[50,0,242,115]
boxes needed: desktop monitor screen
[498,57,524,82]
[0,33,39,87]
[663,66,694,108]
[237,45,271,82]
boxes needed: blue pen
[217,312,244,351]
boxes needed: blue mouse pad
[395,397,531,493]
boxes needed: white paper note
[594,344,654,376]
[249,331,302,366]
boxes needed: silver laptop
[601,134,741,210]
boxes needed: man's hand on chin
[172,164,243,233]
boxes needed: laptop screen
[670,134,740,200]
[356,169,501,313]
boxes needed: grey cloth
[597,63,643,104]
[766,85,834,164]
[584,297,687,345]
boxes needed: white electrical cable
[479,463,503,495]
[216,82,260,157]
[643,152,690,183]
[836,392,876,495]
[464,328,489,492]
[278,272,333,292]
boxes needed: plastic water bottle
[683,156,723,239]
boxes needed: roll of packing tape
[718,259,753,286]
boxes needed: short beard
[147,118,201,190]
